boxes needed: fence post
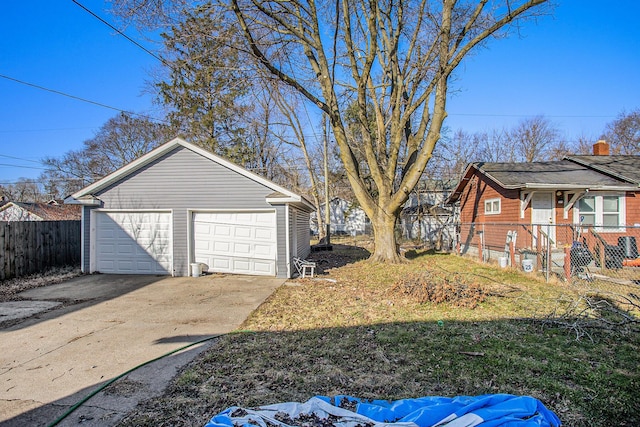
[508,240,514,267]
[564,245,571,283]
[546,223,551,283]
[0,223,5,280]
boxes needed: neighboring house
[400,202,457,249]
[0,200,81,221]
[65,138,314,278]
[400,186,458,247]
[310,197,370,236]
[447,140,640,262]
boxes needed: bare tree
[477,129,518,163]
[269,84,329,239]
[432,129,483,179]
[575,134,597,155]
[109,0,191,30]
[41,112,171,195]
[243,84,288,182]
[231,0,551,262]
[546,139,575,160]
[602,109,640,155]
[0,179,44,202]
[506,115,560,162]
[110,0,551,262]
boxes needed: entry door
[531,192,555,248]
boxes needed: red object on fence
[510,241,516,267]
[622,258,640,267]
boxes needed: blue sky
[1,1,639,185]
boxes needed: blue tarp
[204,394,561,427]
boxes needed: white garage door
[93,211,172,275]
[193,211,277,276]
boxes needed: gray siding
[295,208,311,258]
[274,205,288,278]
[86,146,290,277]
[284,207,312,278]
[81,206,97,272]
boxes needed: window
[484,198,501,215]
[578,197,595,226]
[575,193,625,230]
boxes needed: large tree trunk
[370,209,404,263]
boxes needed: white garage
[192,211,277,276]
[92,211,172,275]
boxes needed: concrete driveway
[0,273,284,426]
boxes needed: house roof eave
[445,163,478,204]
[266,193,316,212]
[565,155,640,185]
[64,194,102,206]
[521,183,639,191]
[446,162,511,204]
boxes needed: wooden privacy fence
[0,221,81,280]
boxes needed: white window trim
[573,192,626,232]
[484,198,501,215]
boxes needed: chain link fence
[456,222,640,286]
[317,220,640,290]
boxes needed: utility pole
[323,114,331,246]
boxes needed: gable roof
[0,201,81,221]
[472,160,627,188]
[448,156,640,204]
[565,155,640,185]
[66,137,314,211]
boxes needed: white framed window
[484,198,501,215]
[574,193,625,231]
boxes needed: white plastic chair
[293,256,316,278]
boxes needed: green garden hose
[47,334,223,427]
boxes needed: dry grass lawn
[120,242,639,427]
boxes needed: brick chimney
[593,140,610,156]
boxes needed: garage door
[193,211,277,276]
[93,211,172,275]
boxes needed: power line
[71,2,622,128]
[0,74,165,124]
[0,178,83,185]
[0,163,49,170]
[448,112,617,119]
[0,126,98,133]
[72,0,167,66]
[0,154,43,164]
[73,0,252,78]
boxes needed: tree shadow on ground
[403,248,452,260]
[307,244,371,273]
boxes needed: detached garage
[66,138,314,278]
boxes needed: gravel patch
[0,266,82,302]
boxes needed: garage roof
[66,138,315,211]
